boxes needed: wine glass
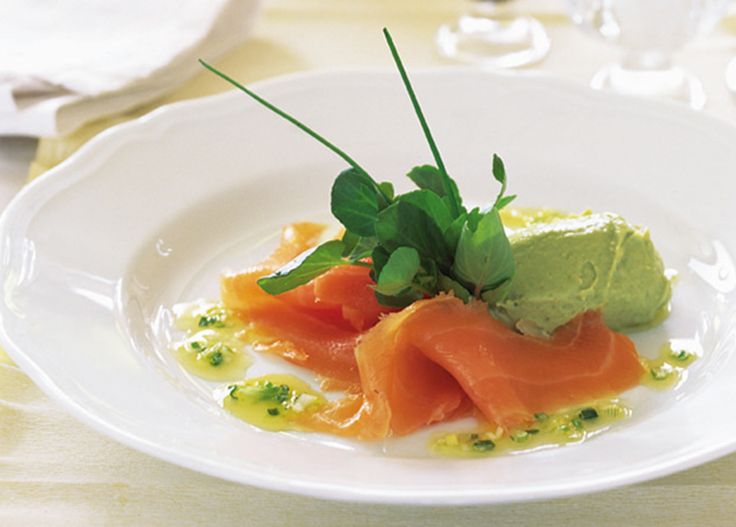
[436,0,551,68]
[568,0,730,110]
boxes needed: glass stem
[622,51,672,72]
[470,0,515,18]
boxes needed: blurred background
[2,0,736,187]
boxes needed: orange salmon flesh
[222,223,645,439]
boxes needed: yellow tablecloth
[4,1,736,525]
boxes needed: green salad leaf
[202,27,517,307]
[375,200,452,267]
[378,181,395,201]
[374,247,421,296]
[452,209,515,297]
[257,240,348,294]
[396,190,453,233]
[406,165,446,197]
[331,168,390,236]
[341,231,377,262]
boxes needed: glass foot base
[591,64,706,110]
[726,58,736,97]
[436,15,550,69]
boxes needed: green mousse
[496,211,671,334]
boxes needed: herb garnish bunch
[200,29,516,308]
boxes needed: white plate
[2,70,736,505]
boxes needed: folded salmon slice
[221,223,393,387]
[299,302,473,439]
[398,296,644,429]
[303,295,644,438]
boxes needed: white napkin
[0,0,261,137]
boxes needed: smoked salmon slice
[301,295,643,438]
[394,296,644,430]
[221,223,393,386]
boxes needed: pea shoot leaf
[375,247,421,296]
[341,231,377,262]
[374,289,423,308]
[257,240,346,294]
[496,195,517,210]
[492,154,516,210]
[452,208,515,297]
[378,181,395,201]
[331,168,390,236]
[375,201,452,268]
[407,165,445,196]
[370,245,391,282]
[492,153,506,187]
[438,274,472,302]
[395,190,453,232]
[443,212,467,252]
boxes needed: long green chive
[199,59,370,179]
[382,28,462,216]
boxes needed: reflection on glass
[437,0,550,68]
[568,0,730,110]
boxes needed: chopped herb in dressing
[472,439,495,452]
[170,301,251,381]
[510,431,531,443]
[641,339,700,390]
[173,302,241,333]
[650,365,673,381]
[431,400,631,458]
[671,349,692,362]
[224,374,326,432]
[578,407,598,420]
[208,349,224,367]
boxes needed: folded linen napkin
[0,0,261,137]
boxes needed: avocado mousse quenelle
[497,209,672,335]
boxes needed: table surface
[2,1,736,525]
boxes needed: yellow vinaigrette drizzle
[640,339,700,389]
[224,374,326,431]
[431,400,630,458]
[171,304,325,431]
[171,301,251,381]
